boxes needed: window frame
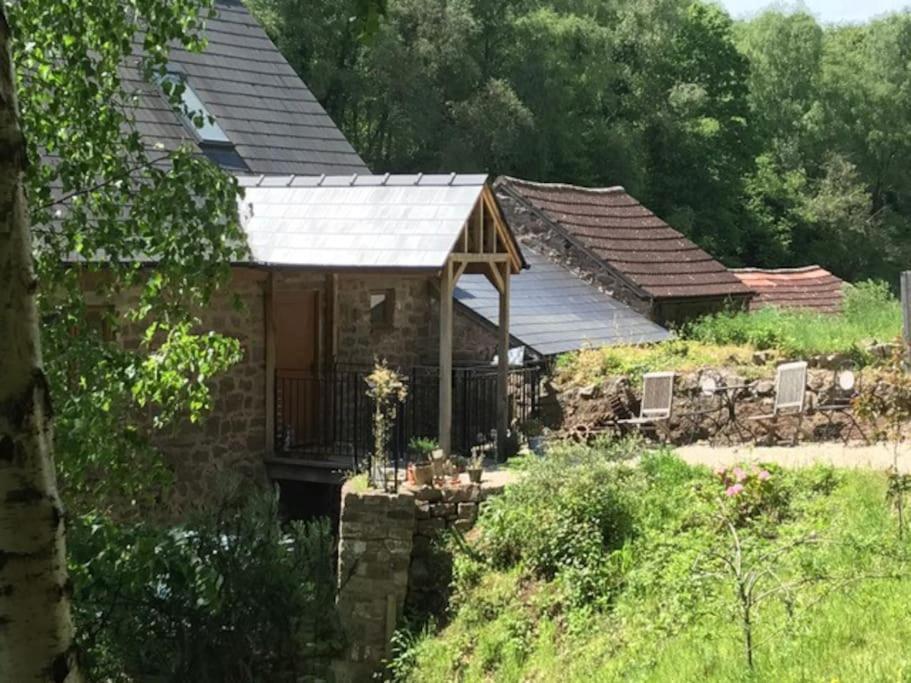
[369,289,395,331]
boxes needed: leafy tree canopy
[249,0,911,283]
[7,0,248,514]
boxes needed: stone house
[495,176,754,325]
[82,0,533,510]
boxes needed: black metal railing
[274,363,542,471]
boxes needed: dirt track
[676,442,911,473]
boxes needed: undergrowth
[389,440,911,682]
[556,280,900,387]
[684,280,900,358]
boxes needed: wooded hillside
[247,0,911,284]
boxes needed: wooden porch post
[439,260,454,455]
[497,261,510,460]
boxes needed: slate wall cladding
[333,477,507,681]
[495,190,655,318]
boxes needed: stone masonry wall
[496,189,655,318]
[335,273,495,368]
[333,476,507,680]
[152,268,270,515]
[333,483,416,682]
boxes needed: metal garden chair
[747,361,808,445]
[619,371,675,441]
[814,367,869,444]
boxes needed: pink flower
[725,483,744,497]
[733,467,747,483]
[714,466,726,479]
[758,470,771,481]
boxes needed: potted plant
[521,418,546,455]
[408,437,437,486]
[467,448,484,484]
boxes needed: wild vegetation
[391,442,911,681]
[248,0,911,284]
[70,486,339,681]
[556,281,901,386]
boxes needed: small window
[370,290,395,330]
[159,71,231,145]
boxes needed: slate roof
[455,246,671,356]
[237,174,519,269]
[732,266,846,314]
[496,177,752,302]
[124,0,369,176]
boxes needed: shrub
[684,280,900,359]
[471,441,650,608]
[69,485,340,682]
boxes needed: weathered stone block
[417,518,445,535]
[457,502,477,522]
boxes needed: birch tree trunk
[0,9,79,682]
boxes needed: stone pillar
[332,480,416,682]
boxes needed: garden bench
[747,361,808,446]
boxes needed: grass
[555,280,901,388]
[684,280,901,358]
[555,339,760,387]
[392,443,911,682]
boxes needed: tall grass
[684,280,901,358]
[394,445,911,682]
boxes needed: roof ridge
[732,265,826,274]
[238,173,490,188]
[498,175,625,195]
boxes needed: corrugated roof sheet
[455,246,671,356]
[497,177,752,301]
[732,266,846,314]
[238,174,489,268]
[124,0,369,176]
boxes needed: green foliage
[395,444,911,681]
[69,485,340,682]
[250,0,911,283]
[555,339,757,387]
[684,280,901,358]
[7,0,251,513]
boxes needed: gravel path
[676,442,911,473]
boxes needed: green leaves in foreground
[7,0,249,512]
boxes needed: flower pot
[413,462,434,486]
[431,455,447,478]
[467,467,482,484]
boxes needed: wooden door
[274,290,321,448]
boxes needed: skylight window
[159,72,231,145]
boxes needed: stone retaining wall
[333,476,507,680]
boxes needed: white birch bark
[0,8,79,682]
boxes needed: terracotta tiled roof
[497,177,752,301]
[732,266,846,314]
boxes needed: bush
[470,441,660,608]
[69,485,340,682]
[683,280,901,359]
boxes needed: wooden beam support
[264,272,276,456]
[439,260,454,455]
[486,259,505,294]
[453,260,468,285]
[475,199,484,253]
[485,196,497,254]
[450,253,509,263]
[496,260,510,461]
